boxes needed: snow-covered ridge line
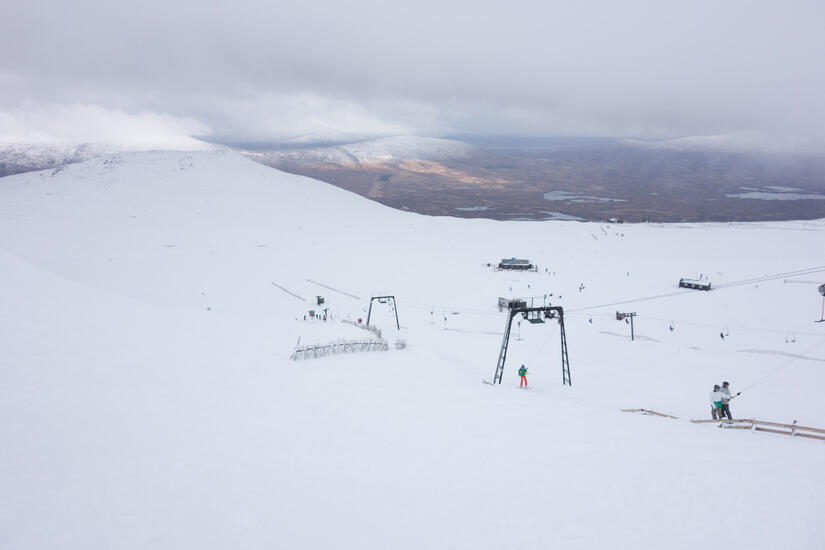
[0,139,219,176]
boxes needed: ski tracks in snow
[271,282,306,301]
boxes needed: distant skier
[518,364,529,388]
[710,384,725,420]
[719,381,740,420]
[719,332,725,340]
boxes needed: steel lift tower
[492,303,571,386]
[367,295,400,330]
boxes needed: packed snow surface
[1,150,824,549]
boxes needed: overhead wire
[624,313,824,337]
[713,266,825,290]
[391,264,825,388]
[738,336,825,394]
[387,264,825,336]
[567,265,825,314]
[391,265,825,320]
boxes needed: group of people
[514,368,743,420]
[709,381,740,420]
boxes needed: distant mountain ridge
[618,133,820,156]
[0,139,217,177]
[242,135,478,166]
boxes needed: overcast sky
[2,0,824,145]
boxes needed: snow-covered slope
[1,149,824,550]
[0,138,217,177]
[244,135,478,165]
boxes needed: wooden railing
[690,418,825,441]
[621,409,825,441]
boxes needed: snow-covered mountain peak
[0,138,220,177]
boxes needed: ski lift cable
[568,290,692,313]
[737,336,825,395]
[716,265,825,286]
[713,266,825,290]
[389,265,825,321]
[569,265,825,314]
[572,312,825,337]
[397,300,501,316]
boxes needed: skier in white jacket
[709,385,726,420]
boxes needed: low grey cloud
[2,0,824,145]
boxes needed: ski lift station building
[498,258,533,271]
[679,278,712,291]
[498,297,527,310]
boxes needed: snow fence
[291,339,389,361]
[341,319,382,339]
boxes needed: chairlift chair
[524,310,545,324]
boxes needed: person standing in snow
[518,364,528,388]
[719,381,740,420]
[710,384,725,420]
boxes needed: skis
[482,378,532,390]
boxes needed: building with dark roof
[498,258,533,271]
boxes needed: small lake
[544,191,626,203]
[455,206,493,211]
[726,187,825,201]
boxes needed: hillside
[1,150,824,549]
[0,139,215,177]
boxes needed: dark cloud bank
[2,0,824,146]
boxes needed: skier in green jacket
[518,364,528,388]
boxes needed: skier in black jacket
[720,381,740,420]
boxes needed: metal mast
[367,295,400,330]
[492,303,571,386]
